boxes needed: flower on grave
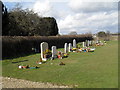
[72,48,77,51]
[80,48,82,50]
[58,51,61,54]
[64,53,68,56]
[40,58,42,62]
[44,49,51,55]
[87,48,90,49]
[58,55,61,58]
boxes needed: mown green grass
[2,40,118,88]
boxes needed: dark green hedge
[2,34,93,59]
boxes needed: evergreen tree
[2,1,9,35]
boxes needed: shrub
[2,34,93,59]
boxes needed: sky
[2,0,119,34]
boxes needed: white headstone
[64,43,68,53]
[40,42,48,61]
[52,46,57,58]
[96,40,99,43]
[68,43,72,52]
[87,40,89,47]
[73,39,76,48]
[89,41,92,46]
[92,41,95,45]
[83,42,85,47]
[84,42,86,47]
[85,40,88,47]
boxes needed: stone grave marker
[52,46,57,58]
[92,41,95,45]
[64,43,68,53]
[86,40,88,47]
[83,42,85,47]
[73,39,76,48]
[40,42,48,61]
[68,43,72,52]
[96,40,99,44]
[87,40,89,47]
[89,41,92,46]
[84,41,86,47]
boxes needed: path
[1,77,70,88]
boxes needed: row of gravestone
[40,39,98,61]
[82,40,105,47]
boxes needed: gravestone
[92,41,95,45]
[64,43,68,53]
[85,40,87,47]
[52,46,57,58]
[87,40,89,47]
[96,40,99,44]
[84,41,86,47]
[89,41,92,46]
[40,42,48,61]
[68,43,72,52]
[83,42,85,47]
[73,39,76,48]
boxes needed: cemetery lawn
[2,40,118,88]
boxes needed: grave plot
[68,43,72,52]
[40,42,50,61]
[51,46,57,59]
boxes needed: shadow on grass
[2,52,39,60]
[12,60,29,64]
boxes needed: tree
[97,31,107,37]
[42,17,58,36]
[8,6,58,36]
[7,4,42,36]
[106,31,110,37]
[2,3,59,36]
[68,31,77,35]
[2,1,9,35]
[106,31,111,41]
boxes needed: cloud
[32,0,52,16]
[68,0,118,13]
[3,1,118,34]
[57,1,118,34]
[58,11,118,34]
[2,0,35,2]
[2,0,119,2]
[32,0,64,18]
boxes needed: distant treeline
[2,1,58,36]
[2,34,93,59]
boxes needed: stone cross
[68,43,72,52]
[73,39,76,48]
[52,46,57,58]
[64,43,68,53]
[40,42,48,61]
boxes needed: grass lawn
[2,40,118,88]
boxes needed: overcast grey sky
[2,0,118,34]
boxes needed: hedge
[2,34,93,59]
